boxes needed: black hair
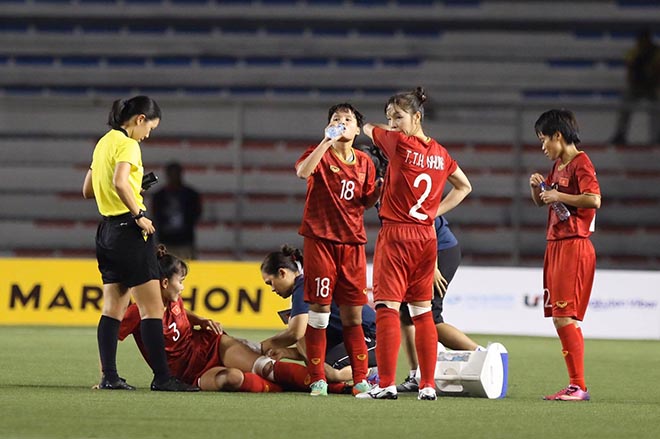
[356,143,388,179]
[108,95,162,130]
[534,109,581,145]
[156,244,188,280]
[327,103,364,128]
[385,86,427,121]
[260,244,303,275]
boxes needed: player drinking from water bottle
[530,109,601,401]
[295,103,382,396]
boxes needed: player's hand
[201,319,223,335]
[529,173,544,188]
[539,188,560,204]
[434,267,448,297]
[266,348,286,362]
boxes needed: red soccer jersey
[296,145,377,244]
[119,298,196,374]
[372,127,457,225]
[545,152,600,241]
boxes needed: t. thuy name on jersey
[405,150,445,170]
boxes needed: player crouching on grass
[115,245,349,394]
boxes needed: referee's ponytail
[108,95,162,130]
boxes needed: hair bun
[156,244,168,259]
[415,87,427,104]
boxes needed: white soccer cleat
[418,386,437,401]
[355,384,398,400]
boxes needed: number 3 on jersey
[168,322,181,341]
[409,173,432,220]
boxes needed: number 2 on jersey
[408,173,432,220]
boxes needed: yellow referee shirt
[91,129,146,216]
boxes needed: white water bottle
[325,123,345,139]
[540,182,570,221]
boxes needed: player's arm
[529,172,545,207]
[362,122,389,141]
[436,166,472,217]
[363,178,384,209]
[296,136,337,179]
[362,158,383,209]
[82,168,94,199]
[261,313,308,353]
[267,346,306,362]
[547,191,601,209]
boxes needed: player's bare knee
[222,369,245,391]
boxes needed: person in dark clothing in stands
[610,30,660,145]
[152,162,202,260]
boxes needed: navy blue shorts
[95,213,159,288]
[326,333,377,370]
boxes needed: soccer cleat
[97,375,136,390]
[355,384,398,400]
[418,386,437,401]
[543,385,590,401]
[395,375,419,392]
[309,380,328,396]
[151,377,200,392]
[351,380,371,396]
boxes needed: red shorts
[543,238,596,321]
[372,223,437,303]
[303,237,368,306]
[170,330,225,385]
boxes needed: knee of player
[221,368,245,391]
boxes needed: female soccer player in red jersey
[295,103,382,396]
[529,109,601,402]
[358,87,472,400]
[119,246,348,394]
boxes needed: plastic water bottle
[325,123,345,139]
[540,182,570,221]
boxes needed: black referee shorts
[95,213,160,288]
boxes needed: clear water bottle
[540,182,570,221]
[325,123,346,139]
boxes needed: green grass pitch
[1,326,659,439]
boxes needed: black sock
[97,315,120,382]
[140,318,171,383]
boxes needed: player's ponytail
[155,244,189,280]
[261,244,303,275]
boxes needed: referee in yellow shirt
[82,96,198,392]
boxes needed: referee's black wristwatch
[132,210,145,221]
